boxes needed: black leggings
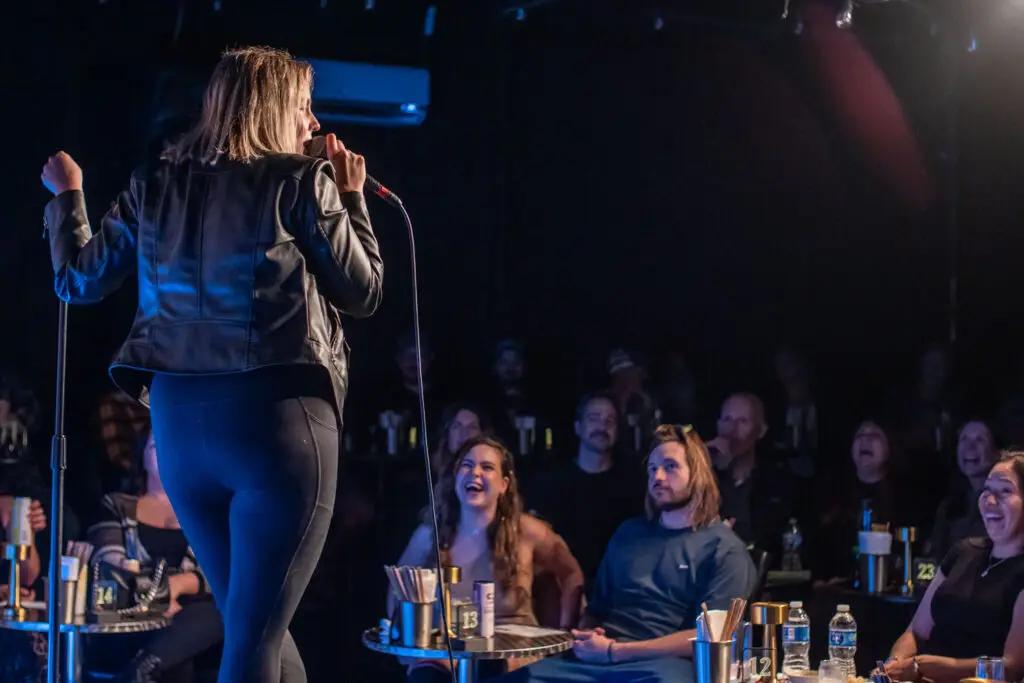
[150,367,339,683]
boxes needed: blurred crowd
[1,336,1023,682]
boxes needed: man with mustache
[525,392,644,584]
[503,425,755,683]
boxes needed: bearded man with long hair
[500,425,756,683]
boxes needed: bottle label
[783,625,810,645]
[829,630,857,648]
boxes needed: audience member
[882,450,1024,683]
[0,495,46,588]
[394,437,584,682]
[708,393,798,562]
[491,340,546,445]
[376,332,444,451]
[95,389,151,494]
[383,401,495,563]
[525,392,644,585]
[431,402,492,478]
[500,424,755,683]
[928,420,999,560]
[0,426,80,582]
[886,344,961,478]
[607,349,660,454]
[771,348,819,478]
[812,419,917,581]
[89,430,222,683]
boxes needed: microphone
[304,136,403,207]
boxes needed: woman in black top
[812,419,916,581]
[89,430,222,682]
[40,46,382,683]
[927,420,999,561]
[882,451,1024,683]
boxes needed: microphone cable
[371,184,459,683]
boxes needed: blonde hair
[163,46,312,165]
[644,424,721,528]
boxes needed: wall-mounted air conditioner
[304,59,430,127]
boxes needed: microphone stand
[46,298,68,683]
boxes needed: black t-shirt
[717,456,799,562]
[137,523,189,569]
[923,537,1024,658]
[524,458,645,584]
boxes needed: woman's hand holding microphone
[323,133,366,194]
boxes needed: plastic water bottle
[781,518,803,571]
[782,601,811,674]
[828,604,858,679]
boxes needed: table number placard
[92,580,119,612]
[453,601,479,638]
[913,558,938,593]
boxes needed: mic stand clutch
[46,298,69,683]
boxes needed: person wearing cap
[607,349,660,455]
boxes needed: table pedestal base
[64,628,81,682]
[455,658,474,683]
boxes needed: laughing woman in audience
[882,450,1024,683]
[392,436,584,682]
[927,420,1000,560]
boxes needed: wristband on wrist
[607,641,615,664]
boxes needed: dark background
[5,0,1024,457]
[6,0,1024,678]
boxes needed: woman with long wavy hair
[40,46,383,683]
[393,436,584,682]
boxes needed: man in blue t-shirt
[501,424,756,683]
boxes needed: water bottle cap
[789,601,803,608]
[837,604,850,612]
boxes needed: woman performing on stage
[40,46,383,683]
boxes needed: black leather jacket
[43,153,383,413]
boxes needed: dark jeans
[497,656,694,683]
[145,597,224,679]
[150,366,339,683]
[408,661,505,682]
[82,598,222,682]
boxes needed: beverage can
[11,497,33,546]
[474,580,495,638]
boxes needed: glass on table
[819,660,844,683]
[977,656,1005,681]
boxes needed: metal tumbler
[399,601,434,648]
[695,639,737,683]
[860,554,889,595]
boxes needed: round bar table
[363,626,574,683]
[0,609,169,682]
